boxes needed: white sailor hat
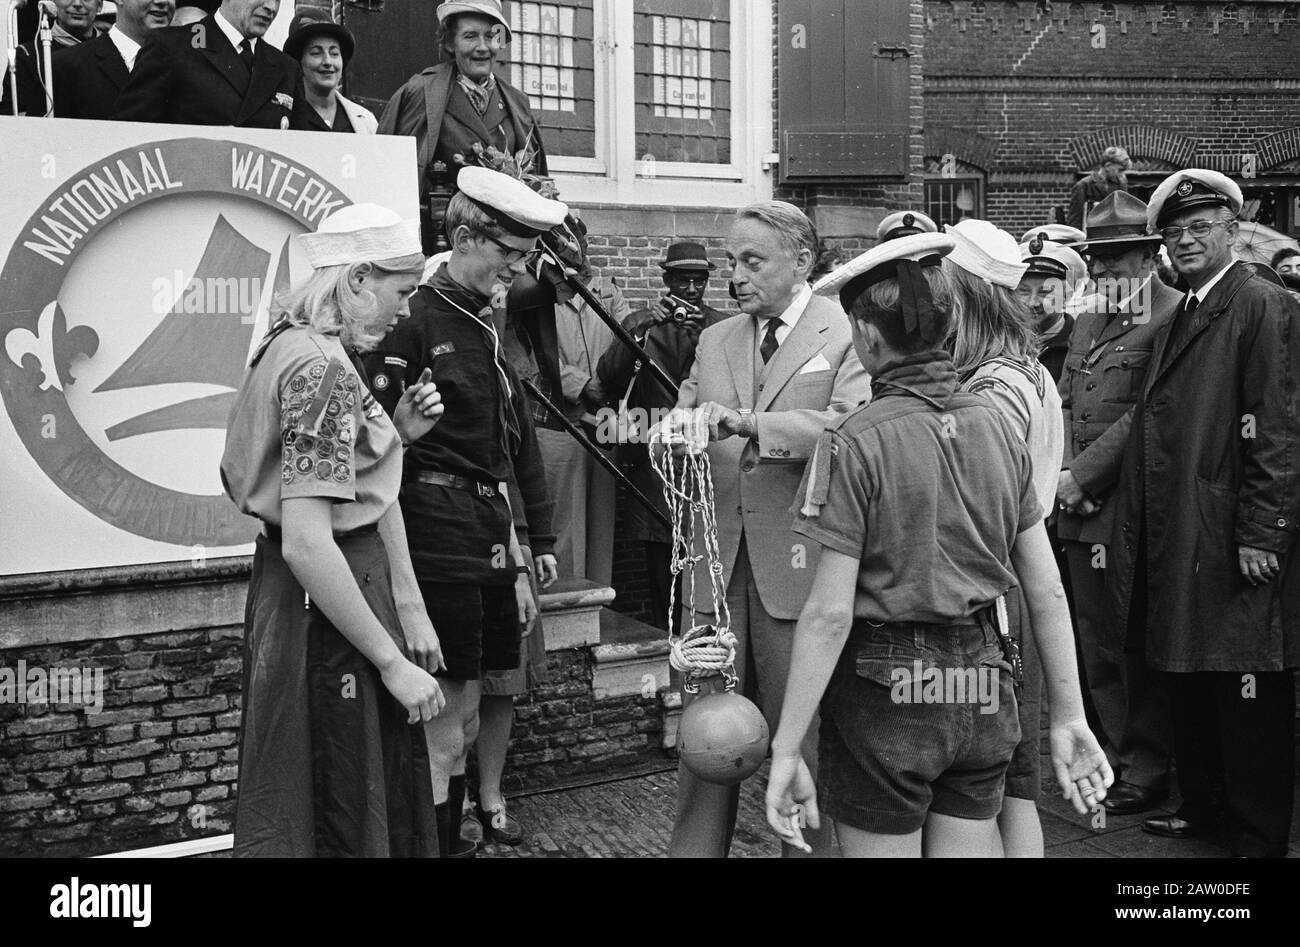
[456,166,569,238]
[944,219,1028,289]
[876,210,938,243]
[1019,224,1086,246]
[814,232,954,344]
[1019,235,1087,288]
[298,203,422,269]
[1147,169,1243,230]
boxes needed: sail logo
[0,137,354,548]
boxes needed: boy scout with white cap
[764,234,1111,858]
[364,166,568,857]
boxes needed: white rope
[650,421,735,692]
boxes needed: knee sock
[434,802,450,858]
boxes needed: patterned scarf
[456,70,498,117]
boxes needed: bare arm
[281,497,442,721]
[1010,519,1112,811]
[766,548,858,850]
[377,502,444,675]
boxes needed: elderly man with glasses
[1108,169,1300,858]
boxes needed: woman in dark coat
[377,0,546,251]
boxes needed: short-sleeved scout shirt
[793,353,1042,624]
[221,325,403,531]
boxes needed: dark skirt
[233,530,439,857]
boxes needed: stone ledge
[539,579,614,652]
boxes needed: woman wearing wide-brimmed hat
[284,11,377,133]
[221,204,447,856]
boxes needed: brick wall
[500,649,663,794]
[922,0,1300,234]
[0,614,666,856]
[0,628,242,857]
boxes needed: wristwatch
[737,408,757,441]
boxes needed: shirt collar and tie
[1185,258,1236,310]
[755,282,812,363]
[214,10,256,66]
[107,24,142,72]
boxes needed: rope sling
[650,418,738,693]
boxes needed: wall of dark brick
[922,0,1300,234]
[0,628,242,857]
[0,619,666,856]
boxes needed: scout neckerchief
[427,265,521,456]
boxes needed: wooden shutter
[778,0,912,181]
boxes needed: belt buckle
[477,482,495,498]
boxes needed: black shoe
[1102,781,1168,816]
[478,803,524,846]
[1141,814,1215,839]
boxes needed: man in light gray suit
[664,201,871,857]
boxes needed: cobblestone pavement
[478,763,1300,858]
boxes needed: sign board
[0,118,417,576]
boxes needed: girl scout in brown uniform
[763,234,1112,858]
[221,205,448,857]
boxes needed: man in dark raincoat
[1109,169,1300,858]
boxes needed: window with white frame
[505,1,597,158]
[501,0,772,207]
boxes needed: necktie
[760,317,783,365]
[238,39,255,72]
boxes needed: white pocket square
[798,353,832,375]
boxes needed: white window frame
[546,0,774,208]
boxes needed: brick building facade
[923,1,1300,235]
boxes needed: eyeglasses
[1159,219,1233,243]
[481,232,544,266]
[669,275,709,288]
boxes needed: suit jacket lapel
[95,35,130,90]
[237,39,286,125]
[755,297,828,412]
[723,315,756,408]
[200,16,248,98]
[443,80,498,144]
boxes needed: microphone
[36,0,55,14]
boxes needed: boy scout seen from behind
[764,233,1112,858]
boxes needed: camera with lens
[663,294,699,325]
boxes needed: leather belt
[411,469,498,497]
[263,523,378,542]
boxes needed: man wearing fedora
[1057,191,1183,817]
[1109,170,1300,857]
[283,11,376,133]
[112,0,303,128]
[597,241,731,633]
[378,1,545,250]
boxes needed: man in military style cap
[1110,169,1300,857]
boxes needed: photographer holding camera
[597,241,730,632]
